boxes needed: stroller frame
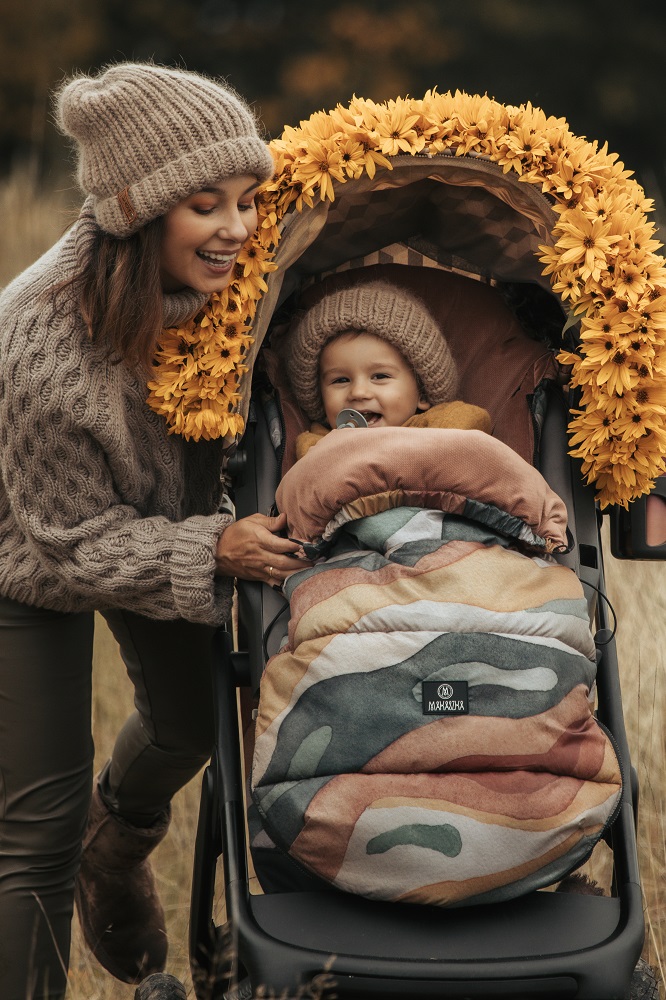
[189,392,644,1000]
[187,149,655,1000]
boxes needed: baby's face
[319,332,430,429]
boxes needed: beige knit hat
[287,280,459,422]
[55,62,274,237]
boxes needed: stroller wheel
[134,972,187,1000]
[221,981,302,1000]
[627,958,660,1000]
[222,978,253,1000]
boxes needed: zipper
[593,716,626,832]
[271,385,286,481]
[542,714,625,888]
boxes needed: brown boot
[75,784,170,983]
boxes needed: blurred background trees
[0,0,664,209]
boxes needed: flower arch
[147,91,666,508]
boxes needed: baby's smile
[358,409,383,426]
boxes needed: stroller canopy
[147,91,666,509]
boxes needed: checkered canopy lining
[310,235,495,288]
[302,178,552,288]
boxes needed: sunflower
[328,102,393,178]
[578,339,631,373]
[230,261,270,301]
[579,304,633,341]
[551,267,589,305]
[334,136,371,179]
[291,137,346,202]
[554,209,622,283]
[254,198,281,250]
[613,405,666,445]
[496,124,551,175]
[613,260,649,306]
[448,92,506,157]
[371,99,422,156]
[567,407,615,450]
[544,155,588,203]
[612,212,662,256]
[190,399,244,441]
[236,241,279,282]
[581,189,632,224]
[580,344,640,395]
[634,294,666,341]
[297,108,342,144]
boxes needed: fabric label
[422,680,469,715]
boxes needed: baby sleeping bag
[251,429,622,906]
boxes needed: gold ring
[268,566,274,579]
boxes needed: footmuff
[251,428,622,906]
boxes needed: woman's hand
[215,512,311,586]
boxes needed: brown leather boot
[75,784,170,983]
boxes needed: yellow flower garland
[147,90,666,508]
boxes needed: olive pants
[0,596,216,1000]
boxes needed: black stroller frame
[183,147,662,1000]
[189,393,645,1000]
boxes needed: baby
[285,279,490,458]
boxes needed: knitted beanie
[55,62,274,237]
[287,280,459,422]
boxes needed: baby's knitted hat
[55,62,274,237]
[287,280,459,422]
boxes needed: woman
[0,62,302,1000]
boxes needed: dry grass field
[0,171,664,999]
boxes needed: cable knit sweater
[0,201,234,625]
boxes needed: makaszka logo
[422,680,469,716]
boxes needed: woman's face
[159,174,259,294]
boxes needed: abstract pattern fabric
[251,430,622,906]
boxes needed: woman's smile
[194,248,239,279]
[196,249,237,267]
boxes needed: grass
[0,165,80,279]
[0,169,664,998]
[601,523,666,983]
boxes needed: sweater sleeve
[0,391,234,623]
[0,303,234,626]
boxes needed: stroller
[146,95,666,1000]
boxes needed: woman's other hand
[215,512,311,586]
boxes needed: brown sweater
[0,200,234,624]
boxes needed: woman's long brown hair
[77,216,165,370]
